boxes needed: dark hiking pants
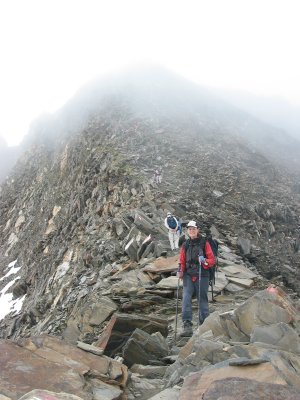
[182,273,209,324]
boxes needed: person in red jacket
[177,220,215,337]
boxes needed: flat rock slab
[222,264,258,279]
[218,256,243,265]
[130,364,167,378]
[18,389,84,399]
[76,341,104,355]
[228,357,268,366]
[20,335,128,387]
[156,276,182,289]
[192,377,300,400]
[0,334,129,400]
[147,387,180,399]
[0,339,88,400]
[179,361,288,399]
[225,282,247,292]
[142,254,179,274]
[226,276,254,287]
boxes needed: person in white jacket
[154,169,162,184]
[164,212,179,250]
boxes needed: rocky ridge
[0,69,300,398]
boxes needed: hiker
[177,220,215,337]
[164,212,179,250]
[154,169,162,184]
[176,217,182,235]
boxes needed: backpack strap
[184,238,190,252]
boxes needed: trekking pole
[198,255,206,326]
[198,260,202,327]
[198,256,204,327]
[174,276,180,342]
[211,255,218,303]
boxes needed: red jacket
[179,238,215,274]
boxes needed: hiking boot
[180,321,193,337]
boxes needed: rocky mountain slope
[0,67,300,399]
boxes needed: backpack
[206,237,219,283]
[167,216,177,229]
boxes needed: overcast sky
[0,0,299,146]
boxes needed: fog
[213,89,300,141]
[0,140,20,182]
[1,0,299,148]
[1,64,300,182]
